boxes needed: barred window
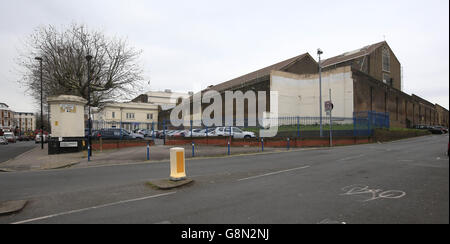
[382,47,390,72]
[383,73,390,85]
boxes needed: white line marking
[11,192,176,224]
[237,165,310,182]
[338,154,365,161]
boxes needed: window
[147,113,153,120]
[382,47,390,72]
[126,113,135,119]
[383,73,390,84]
[112,112,115,118]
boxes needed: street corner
[146,178,194,190]
[0,200,28,216]
[38,161,80,170]
[0,167,16,172]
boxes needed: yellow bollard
[82,140,87,158]
[170,147,186,181]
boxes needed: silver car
[0,136,8,145]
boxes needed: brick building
[14,112,36,133]
[159,41,449,129]
[0,102,15,130]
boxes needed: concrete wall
[270,66,354,118]
[48,96,87,138]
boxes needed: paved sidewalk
[0,143,280,172]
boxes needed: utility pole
[86,55,93,159]
[318,49,323,137]
[329,88,332,147]
[35,57,44,150]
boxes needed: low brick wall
[166,136,371,148]
[91,140,154,151]
[373,129,431,142]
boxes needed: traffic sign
[325,101,334,112]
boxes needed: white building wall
[270,66,354,120]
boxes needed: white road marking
[11,192,177,224]
[237,165,310,182]
[338,154,365,161]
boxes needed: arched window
[382,47,390,72]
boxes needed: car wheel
[244,135,251,139]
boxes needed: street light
[317,49,323,137]
[35,57,44,150]
[86,54,93,159]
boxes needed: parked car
[0,136,8,145]
[92,129,133,140]
[211,127,256,139]
[428,126,446,134]
[414,124,432,130]
[433,126,448,134]
[129,130,145,139]
[167,130,179,137]
[184,128,216,137]
[4,132,16,143]
[184,128,204,137]
[138,129,157,138]
[35,134,48,143]
[172,130,187,137]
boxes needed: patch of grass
[244,124,355,133]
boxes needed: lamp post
[35,57,44,150]
[86,54,93,158]
[317,49,323,137]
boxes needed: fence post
[287,137,290,150]
[297,116,300,138]
[261,138,264,152]
[120,121,123,140]
[163,120,166,145]
[147,141,150,161]
[87,143,91,162]
[228,139,230,156]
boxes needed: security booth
[47,95,87,155]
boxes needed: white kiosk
[47,95,87,155]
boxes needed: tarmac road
[0,134,448,224]
[0,141,37,164]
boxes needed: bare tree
[17,23,146,107]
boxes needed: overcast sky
[0,0,448,112]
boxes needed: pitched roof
[321,41,387,68]
[206,53,311,92]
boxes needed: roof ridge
[206,52,310,91]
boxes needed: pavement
[0,134,447,224]
[0,141,279,171]
[0,141,37,164]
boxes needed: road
[0,134,448,224]
[0,141,37,163]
